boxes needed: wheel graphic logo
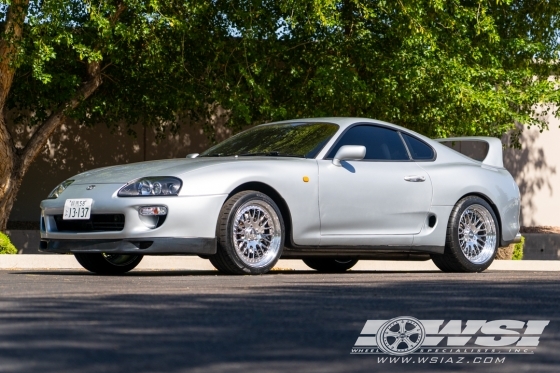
[376,317,425,356]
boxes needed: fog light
[139,206,167,216]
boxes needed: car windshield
[200,122,339,158]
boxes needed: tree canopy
[1,0,560,228]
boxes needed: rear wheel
[303,258,359,273]
[74,253,142,274]
[209,191,284,275]
[431,196,499,272]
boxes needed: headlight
[47,180,74,199]
[118,177,182,197]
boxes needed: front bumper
[39,237,216,255]
[40,184,228,241]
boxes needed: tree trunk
[0,68,102,232]
[0,62,103,232]
[0,117,17,230]
[0,0,29,231]
[0,2,116,232]
[0,163,22,231]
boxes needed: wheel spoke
[389,337,402,349]
[232,201,281,266]
[405,327,421,336]
[401,337,414,348]
[458,204,496,265]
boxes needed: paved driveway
[0,270,558,373]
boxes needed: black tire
[209,191,285,275]
[74,253,143,274]
[208,251,231,273]
[431,196,499,273]
[303,258,359,273]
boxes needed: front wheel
[209,191,285,275]
[74,253,143,274]
[303,258,359,273]
[431,196,499,272]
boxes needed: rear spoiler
[434,137,504,168]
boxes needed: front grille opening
[53,214,125,232]
[130,241,154,250]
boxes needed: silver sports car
[40,117,521,274]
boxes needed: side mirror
[332,145,366,166]
[186,153,199,159]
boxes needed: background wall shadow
[8,111,231,223]
[503,118,559,227]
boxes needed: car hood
[70,158,244,184]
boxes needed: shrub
[0,232,18,254]
[512,236,524,261]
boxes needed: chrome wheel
[458,204,497,264]
[232,200,282,268]
[102,254,139,266]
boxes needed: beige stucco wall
[7,115,560,227]
[503,115,560,227]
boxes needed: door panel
[318,160,432,236]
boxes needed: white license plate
[63,199,93,220]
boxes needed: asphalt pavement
[0,269,558,373]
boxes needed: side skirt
[282,245,443,260]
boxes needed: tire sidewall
[450,197,499,272]
[221,192,285,274]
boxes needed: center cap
[245,227,258,241]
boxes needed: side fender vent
[428,215,437,228]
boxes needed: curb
[1,255,559,271]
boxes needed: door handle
[404,175,426,182]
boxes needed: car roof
[264,117,435,143]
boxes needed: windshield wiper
[237,152,301,157]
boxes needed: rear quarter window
[402,133,435,160]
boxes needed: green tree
[207,0,560,138]
[0,0,200,230]
[1,0,560,230]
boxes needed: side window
[401,133,435,160]
[327,125,409,161]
